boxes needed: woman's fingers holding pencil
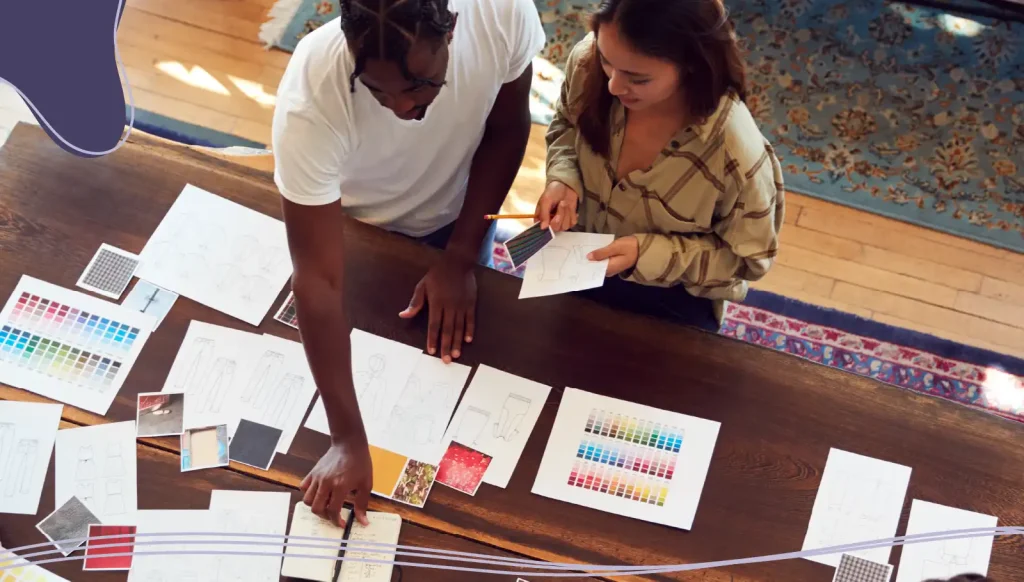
[536,181,579,232]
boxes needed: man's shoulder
[290,17,351,77]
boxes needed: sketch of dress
[240,351,284,405]
[493,394,531,441]
[197,358,236,414]
[176,338,215,393]
[105,443,125,477]
[355,355,389,419]
[5,439,38,497]
[454,407,490,447]
[105,479,125,515]
[76,446,96,480]
[261,373,303,427]
[76,481,96,508]
[0,423,14,489]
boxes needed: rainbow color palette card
[531,388,720,530]
[0,276,155,415]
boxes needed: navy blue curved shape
[0,0,133,157]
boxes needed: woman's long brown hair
[575,0,748,157]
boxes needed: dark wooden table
[0,421,529,581]
[1,123,1023,582]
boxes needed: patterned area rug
[491,243,1024,425]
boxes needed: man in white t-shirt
[272,0,545,525]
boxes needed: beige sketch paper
[209,490,291,582]
[895,500,997,582]
[55,421,138,523]
[338,512,402,582]
[281,501,346,582]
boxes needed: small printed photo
[181,425,229,472]
[436,441,493,496]
[137,392,185,437]
[391,459,437,508]
[122,279,178,331]
[228,418,283,471]
[36,496,100,556]
[84,524,136,571]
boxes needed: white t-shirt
[272,0,546,237]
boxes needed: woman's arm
[624,151,785,299]
[544,41,588,196]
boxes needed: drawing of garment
[4,439,38,496]
[241,351,284,405]
[105,479,125,515]
[76,481,96,508]
[176,338,215,394]
[76,446,96,480]
[201,358,236,414]
[454,407,490,447]
[105,443,124,477]
[537,247,571,282]
[355,355,388,419]
[0,423,14,489]
[261,373,303,427]
[494,394,531,440]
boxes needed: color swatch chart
[0,276,152,415]
[566,409,685,507]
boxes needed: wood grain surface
[1,124,1022,581]
[0,421,538,582]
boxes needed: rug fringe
[259,0,306,49]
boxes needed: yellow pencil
[483,213,534,220]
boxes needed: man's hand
[589,236,640,278]
[535,181,579,232]
[399,254,477,363]
[300,439,373,527]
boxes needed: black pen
[332,505,357,582]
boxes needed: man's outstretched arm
[282,199,371,526]
[400,64,535,360]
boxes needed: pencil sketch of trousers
[5,439,38,497]
[241,350,284,406]
[175,338,215,393]
[494,394,531,441]
[454,407,490,447]
[261,373,303,428]
[0,423,14,490]
[201,358,235,414]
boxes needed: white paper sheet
[802,448,912,567]
[209,490,291,582]
[282,502,346,582]
[376,355,471,463]
[440,365,551,488]
[161,322,317,454]
[0,545,71,581]
[127,510,218,582]
[136,184,292,326]
[518,232,614,299]
[895,500,998,582]
[0,275,154,415]
[304,329,423,444]
[531,388,720,530]
[0,401,62,515]
[338,512,402,582]
[55,421,138,523]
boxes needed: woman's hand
[588,236,640,277]
[535,181,579,232]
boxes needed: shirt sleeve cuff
[623,233,673,286]
[546,163,585,199]
[274,173,341,207]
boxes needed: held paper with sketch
[0,275,154,415]
[519,232,615,299]
[304,329,423,444]
[136,184,293,326]
[894,499,998,582]
[0,401,63,515]
[531,388,720,530]
[160,321,317,454]
[440,365,552,488]
[801,448,912,568]
[55,421,138,524]
[209,490,290,582]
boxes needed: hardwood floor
[1,0,1020,360]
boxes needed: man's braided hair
[340,0,456,92]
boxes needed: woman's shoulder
[720,95,778,177]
